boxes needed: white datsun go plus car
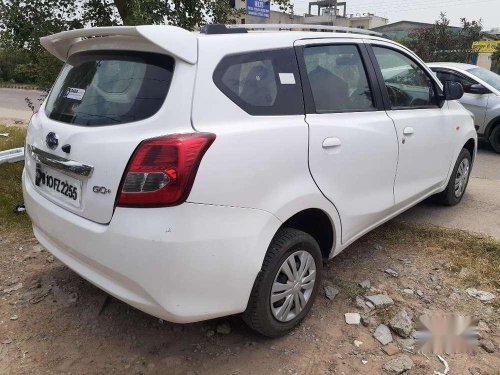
[23,24,476,337]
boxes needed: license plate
[35,163,82,208]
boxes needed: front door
[368,43,455,206]
[296,40,399,243]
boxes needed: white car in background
[23,24,476,337]
[429,63,500,153]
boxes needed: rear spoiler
[40,25,197,64]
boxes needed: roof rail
[225,24,382,37]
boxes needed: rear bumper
[23,169,281,323]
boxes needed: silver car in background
[429,63,500,153]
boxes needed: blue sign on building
[247,0,270,18]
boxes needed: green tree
[401,13,482,63]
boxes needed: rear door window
[45,51,174,126]
[303,44,375,113]
[213,48,304,116]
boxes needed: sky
[286,0,500,30]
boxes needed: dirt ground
[0,221,498,375]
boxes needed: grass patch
[0,125,31,233]
[375,221,500,289]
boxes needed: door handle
[322,137,342,149]
[403,127,415,136]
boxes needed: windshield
[466,67,500,92]
[45,51,174,126]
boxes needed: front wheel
[243,228,323,337]
[435,148,472,206]
[489,125,500,154]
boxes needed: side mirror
[444,81,464,101]
[467,83,490,95]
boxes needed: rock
[365,301,375,309]
[399,258,412,265]
[382,343,400,356]
[10,315,18,321]
[477,321,490,332]
[469,367,483,375]
[359,280,371,289]
[361,360,368,365]
[373,244,383,251]
[324,286,339,301]
[374,324,393,345]
[401,288,414,295]
[416,290,424,297]
[217,323,231,335]
[389,309,413,338]
[383,355,413,374]
[354,340,363,348]
[480,339,495,353]
[46,255,55,263]
[384,268,399,277]
[3,283,23,293]
[32,244,45,253]
[466,288,495,302]
[366,294,394,307]
[345,313,361,325]
[398,338,416,352]
[1,339,12,345]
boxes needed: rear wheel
[243,228,322,337]
[489,125,500,154]
[435,148,472,206]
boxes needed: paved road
[0,88,45,122]
[398,141,500,239]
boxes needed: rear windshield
[45,51,174,126]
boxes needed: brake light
[117,133,216,207]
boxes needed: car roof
[196,30,387,43]
[427,62,477,71]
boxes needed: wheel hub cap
[454,158,470,198]
[270,250,316,323]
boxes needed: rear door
[25,48,191,224]
[367,42,456,205]
[296,39,399,243]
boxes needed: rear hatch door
[25,27,197,224]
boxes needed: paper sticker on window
[279,73,296,85]
[64,87,86,101]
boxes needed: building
[304,1,388,29]
[371,20,460,40]
[230,0,387,30]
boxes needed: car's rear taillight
[117,133,216,207]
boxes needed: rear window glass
[45,51,174,126]
[213,48,304,116]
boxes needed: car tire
[489,125,500,154]
[435,148,472,206]
[243,228,323,337]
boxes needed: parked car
[23,24,476,337]
[428,62,500,153]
